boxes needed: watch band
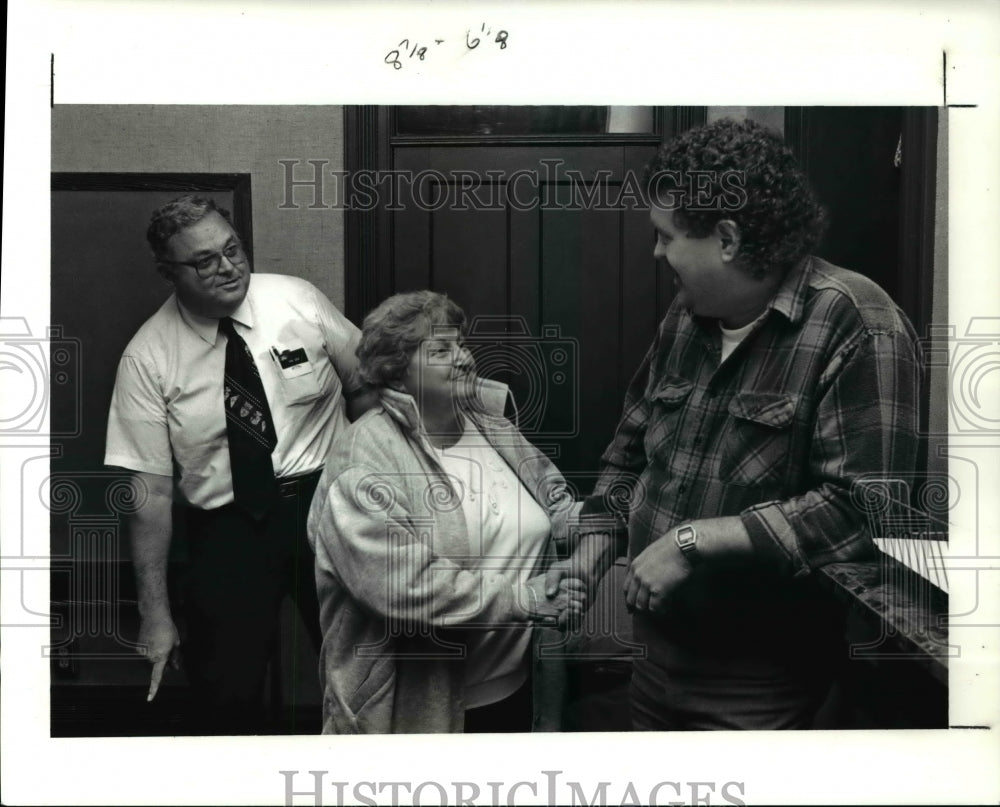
[674,524,699,563]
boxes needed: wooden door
[345,107,706,480]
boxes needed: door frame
[51,172,254,264]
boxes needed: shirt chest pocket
[271,345,329,406]
[643,377,694,463]
[719,392,798,487]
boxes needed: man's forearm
[127,482,174,618]
[687,515,753,561]
[569,531,620,591]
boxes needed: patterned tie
[220,317,278,520]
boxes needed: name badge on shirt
[274,347,311,378]
[270,344,323,403]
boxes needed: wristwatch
[674,524,699,563]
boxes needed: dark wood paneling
[788,108,903,297]
[432,203,508,320]
[621,206,664,400]
[539,207,584,466]
[344,107,392,323]
[577,205,625,475]
[345,107,704,474]
[783,106,938,344]
[509,206,542,336]
[392,192,432,294]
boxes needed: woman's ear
[715,219,742,262]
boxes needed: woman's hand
[523,574,587,628]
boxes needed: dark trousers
[463,677,533,734]
[181,472,322,735]
[629,651,831,731]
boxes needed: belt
[276,468,323,498]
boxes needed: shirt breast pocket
[643,377,694,463]
[272,346,328,406]
[720,392,798,487]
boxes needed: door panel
[509,207,541,336]
[432,203,509,319]
[388,145,669,475]
[622,206,660,395]
[393,198,432,293]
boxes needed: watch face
[676,525,697,552]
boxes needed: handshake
[521,564,589,628]
[519,514,625,628]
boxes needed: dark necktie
[220,317,278,520]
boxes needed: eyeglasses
[162,241,247,279]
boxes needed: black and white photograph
[3,1,999,805]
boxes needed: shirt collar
[766,256,813,325]
[380,387,424,433]
[379,387,441,458]
[379,386,505,459]
[175,297,219,345]
[685,256,813,336]
[174,282,256,346]
[228,289,256,331]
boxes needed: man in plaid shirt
[584,119,922,729]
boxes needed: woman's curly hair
[357,290,467,389]
[644,118,827,279]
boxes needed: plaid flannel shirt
[591,257,921,652]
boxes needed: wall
[708,105,785,134]
[51,105,346,309]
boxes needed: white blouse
[433,416,551,709]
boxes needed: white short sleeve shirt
[105,273,362,509]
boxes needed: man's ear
[715,219,741,262]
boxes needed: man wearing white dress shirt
[105,195,372,733]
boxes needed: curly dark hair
[357,291,467,388]
[146,195,236,260]
[644,118,827,279]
